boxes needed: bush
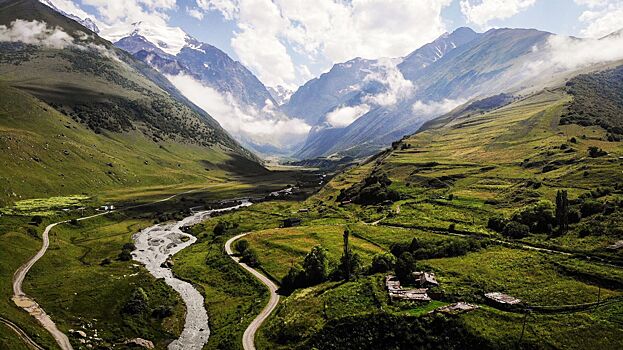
[512,200,555,233]
[234,239,250,254]
[240,248,260,267]
[370,253,396,273]
[395,252,416,282]
[502,221,530,239]
[588,146,607,158]
[122,288,148,315]
[117,250,133,261]
[487,217,508,232]
[581,200,604,217]
[213,221,227,235]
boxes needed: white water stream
[132,200,251,350]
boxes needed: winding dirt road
[0,316,44,350]
[225,233,280,350]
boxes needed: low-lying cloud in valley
[166,73,311,150]
[412,98,466,116]
[325,104,371,128]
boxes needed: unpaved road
[12,211,111,350]
[225,233,280,350]
[0,316,44,350]
[133,200,251,350]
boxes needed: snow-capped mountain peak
[268,86,294,106]
[40,0,100,33]
[111,21,190,56]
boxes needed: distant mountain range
[285,26,621,160]
[32,0,623,161]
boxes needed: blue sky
[48,0,623,89]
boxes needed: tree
[213,221,227,235]
[502,221,530,239]
[555,190,570,234]
[370,253,396,273]
[281,266,305,293]
[395,252,416,282]
[303,246,330,285]
[234,239,250,254]
[512,200,555,233]
[241,248,260,267]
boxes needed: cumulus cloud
[325,104,371,128]
[187,7,204,20]
[199,0,452,87]
[460,0,536,28]
[165,73,311,148]
[574,0,623,38]
[363,59,414,107]
[412,98,466,116]
[0,19,75,49]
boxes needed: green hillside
[0,0,266,206]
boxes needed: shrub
[502,221,530,239]
[588,146,607,158]
[395,252,416,282]
[213,221,227,235]
[370,253,396,274]
[581,200,604,217]
[487,217,508,232]
[117,250,133,261]
[234,239,250,254]
[512,200,555,233]
[240,248,260,267]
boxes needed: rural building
[385,275,431,302]
[485,292,521,306]
[412,271,439,287]
[282,218,302,227]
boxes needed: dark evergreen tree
[556,190,570,234]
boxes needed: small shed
[485,292,521,306]
[282,218,302,227]
[412,271,439,287]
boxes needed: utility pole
[517,309,530,349]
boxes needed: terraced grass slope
[0,0,263,205]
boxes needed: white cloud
[574,1,623,38]
[325,104,371,128]
[412,98,466,116]
[0,19,74,49]
[363,58,414,107]
[460,0,536,28]
[200,0,452,87]
[525,32,623,75]
[187,7,204,20]
[165,73,311,148]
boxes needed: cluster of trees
[213,220,239,235]
[337,170,400,205]
[281,229,365,293]
[234,239,260,267]
[489,189,620,238]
